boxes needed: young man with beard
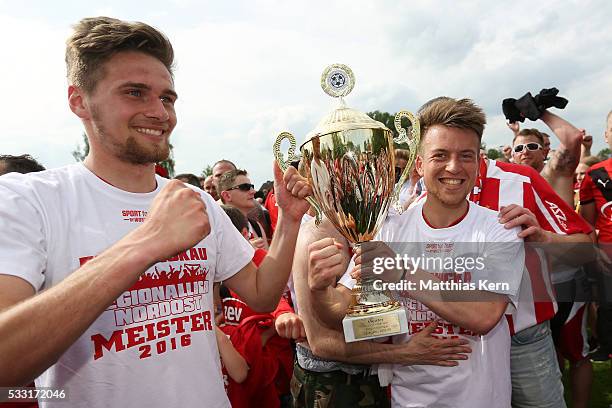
[308,98,525,407]
[0,17,310,408]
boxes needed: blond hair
[418,97,486,145]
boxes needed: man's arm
[0,276,35,312]
[305,236,354,328]
[499,204,595,265]
[0,181,210,386]
[363,266,509,335]
[224,164,311,312]
[307,320,470,366]
[541,111,583,177]
[215,327,249,383]
[349,238,520,336]
[309,240,512,336]
[507,121,520,137]
[580,133,593,161]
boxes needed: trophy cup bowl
[300,127,408,342]
[273,64,420,342]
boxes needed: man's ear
[415,154,424,177]
[68,85,91,120]
[220,190,230,203]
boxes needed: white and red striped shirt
[471,159,592,333]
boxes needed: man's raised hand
[499,204,549,242]
[275,312,306,342]
[506,121,520,136]
[308,238,345,291]
[274,162,311,222]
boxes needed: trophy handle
[273,132,323,225]
[392,110,421,214]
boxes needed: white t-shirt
[340,200,524,408]
[0,163,254,408]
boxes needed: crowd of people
[0,15,610,408]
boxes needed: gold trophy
[273,64,420,342]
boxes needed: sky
[1,0,611,186]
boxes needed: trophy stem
[346,241,401,318]
[343,240,407,342]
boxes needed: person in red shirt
[218,205,298,407]
[579,110,612,362]
[472,157,592,407]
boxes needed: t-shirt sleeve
[0,178,47,291]
[527,167,592,234]
[206,197,254,282]
[579,169,595,205]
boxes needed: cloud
[1,1,612,185]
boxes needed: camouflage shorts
[291,361,390,408]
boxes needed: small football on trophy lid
[307,64,388,141]
[321,64,355,98]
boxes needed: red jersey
[221,248,292,326]
[264,191,278,234]
[579,158,612,242]
[218,249,294,406]
[470,159,592,333]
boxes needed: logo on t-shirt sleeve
[545,200,569,231]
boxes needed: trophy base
[342,307,408,342]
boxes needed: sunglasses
[227,183,255,192]
[513,143,542,154]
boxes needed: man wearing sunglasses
[219,169,269,249]
[511,111,583,207]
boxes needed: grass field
[562,360,612,407]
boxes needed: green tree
[597,148,611,160]
[72,133,89,162]
[367,111,397,138]
[486,148,501,160]
[367,110,417,150]
[201,165,213,177]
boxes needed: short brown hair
[394,149,410,162]
[418,97,486,145]
[66,16,174,94]
[514,129,544,145]
[218,169,248,194]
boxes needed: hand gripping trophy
[273,64,420,342]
